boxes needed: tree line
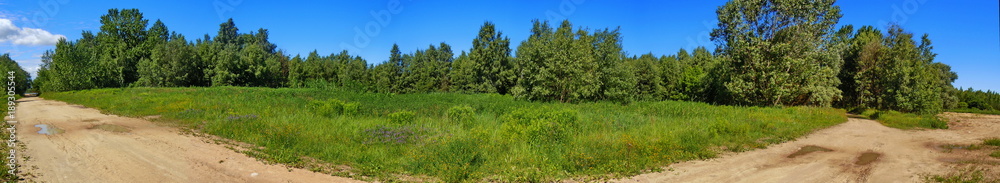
[0,54,30,95]
[30,1,988,114]
[955,88,1000,111]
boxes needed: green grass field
[44,87,846,182]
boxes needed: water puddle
[35,124,64,135]
[787,145,833,158]
[90,124,131,133]
[855,152,881,165]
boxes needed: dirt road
[14,97,362,183]
[616,113,1000,183]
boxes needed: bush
[388,110,417,124]
[446,105,476,126]
[500,107,579,144]
[309,99,360,117]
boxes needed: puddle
[90,124,131,133]
[855,152,881,165]
[787,145,833,158]
[35,124,64,135]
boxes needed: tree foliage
[0,54,30,95]
[711,0,844,107]
[35,6,964,114]
[834,24,956,114]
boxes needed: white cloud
[23,65,39,78]
[0,18,65,46]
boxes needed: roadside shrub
[309,99,360,117]
[500,107,579,144]
[388,110,417,124]
[446,105,476,126]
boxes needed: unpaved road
[15,97,362,183]
[616,112,1000,183]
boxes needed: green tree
[469,22,514,94]
[136,33,201,87]
[711,0,843,106]
[0,54,31,95]
[591,27,634,103]
[449,51,475,92]
[629,53,665,101]
[96,8,149,87]
[838,25,883,109]
[513,20,631,103]
[286,54,305,87]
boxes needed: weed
[983,138,1000,147]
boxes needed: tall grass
[44,87,846,182]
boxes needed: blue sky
[1,0,997,91]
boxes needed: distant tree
[469,22,514,94]
[334,50,369,90]
[838,25,881,109]
[136,33,201,87]
[0,54,31,95]
[513,20,632,103]
[215,18,240,45]
[629,53,665,101]
[96,8,150,87]
[286,54,305,87]
[591,27,634,103]
[449,51,475,93]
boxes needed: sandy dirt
[14,97,363,183]
[615,112,1000,183]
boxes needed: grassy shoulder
[852,109,948,129]
[43,87,846,182]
